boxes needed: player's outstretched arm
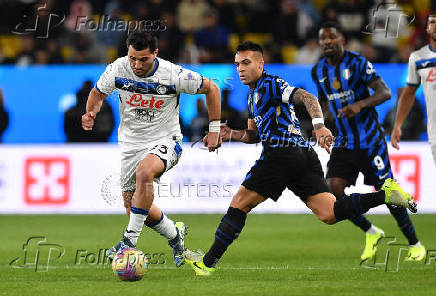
[197,77,221,122]
[338,78,391,118]
[391,85,418,150]
[292,88,334,154]
[198,77,222,151]
[220,119,260,144]
[361,78,391,108]
[81,87,108,131]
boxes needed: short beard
[323,52,335,58]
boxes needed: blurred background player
[383,87,426,141]
[64,79,115,142]
[81,31,221,267]
[190,98,209,143]
[0,89,9,143]
[312,22,425,262]
[186,42,415,276]
[391,11,436,166]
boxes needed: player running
[81,31,221,267]
[186,41,416,276]
[312,22,425,262]
[392,11,436,166]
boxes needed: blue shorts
[242,146,330,202]
[326,139,393,190]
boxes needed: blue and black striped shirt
[248,71,308,148]
[312,51,385,149]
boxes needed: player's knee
[135,166,155,183]
[230,195,260,213]
[317,211,336,225]
[327,179,346,198]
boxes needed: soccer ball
[112,248,149,281]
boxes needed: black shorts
[241,146,330,203]
[326,139,393,190]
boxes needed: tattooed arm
[292,88,334,154]
[292,88,325,130]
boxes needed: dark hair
[423,10,436,31]
[236,41,263,55]
[126,31,158,51]
[319,21,343,34]
[426,10,436,24]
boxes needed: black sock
[388,205,418,245]
[349,215,372,232]
[203,207,247,268]
[334,191,385,222]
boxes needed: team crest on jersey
[156,84,167,95]
[332,78,341,90]
[254,92,259,104]
[342,69,350,80]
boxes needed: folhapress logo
[9,236,65,272]
[12,2,65,38]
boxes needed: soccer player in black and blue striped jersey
[312,22,425,262]
[186,41,416,276]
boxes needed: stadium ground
[1,214,435,296]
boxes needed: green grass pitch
[1,214,435,296]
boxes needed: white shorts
[119,137,183,192]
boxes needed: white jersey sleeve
[405,45,436,149]
[173,66,203,95]
[96,62,117,94]
[406,52,420,86]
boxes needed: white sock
[124,209,148,246]
[366,225,378,235]
[411,241,422,247]
[147,213,177,241]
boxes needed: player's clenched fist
[391,126,402,150]
[313,126,334,154]
[82,111,96,130]
[203,132,222,152]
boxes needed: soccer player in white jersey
[81,31,221,267]
[392,11,436,166]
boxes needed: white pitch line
[3,264,363,271]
